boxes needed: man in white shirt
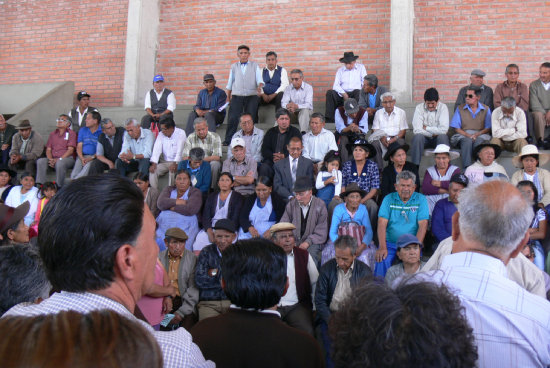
[69,90,98,134]
[325,52,367,123]
[282,69,313,133]
[141,74,177,130]
[302,113,338,166]
[489,96,528,153]
[149,117,187,189]
[259,51,289,112]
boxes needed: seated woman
[177,147,211,198]
[193,172,243,254]
[380,142,420,200]
[5,171,38,226]
[238,176,285,239]
[464,143,508,184]
[133,172,159,217]
[156,170,202,251]
[421,144,460,214]
[511,144,550,208]
[385,234,426,286]
[517,180,547,271]
[0,166,16,201]
[0,202,31,245]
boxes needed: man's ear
[507,232,530,263]
[451,211,461,241]
[114,244,137,281]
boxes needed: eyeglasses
[290,78,301,81]
[57,119,69,123]
[465,94,475,98]
[382,100,395,104]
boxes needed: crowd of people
[0,47,550,367]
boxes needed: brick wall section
[156,0,391,105]
[0,0,128,107]
[414,0,550,105]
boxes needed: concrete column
[390,0,414,103]
[123,0,160,106]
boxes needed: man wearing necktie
[273,136,314,203]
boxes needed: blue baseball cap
[396,234,422,249]
[153,74,164,82]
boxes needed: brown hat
[16,120,32,130]
[0,201,30,234]
[339,182,367,199]
[269,222,296,236]
[165,227,188,241]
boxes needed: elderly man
[450,85,492,168]
[36,114,76,187]
[302,113,338,165]
[494,64,530,113]
[530,62,550,148]
[69,91,98,133]
[141,74,176,131]
[270,222,318,335]
[159,228,199,330]
[410,88,450,166]
[325,52,367,123]
[259,108,301,178]
[454,69,494,111]
[195,219,236,321]
[224,45,264,145]
[222,138,257,196]
[424,181,550,366]
[182,117,222,189]
[71,110,102,179]
[489,96,528,153]
[280,176,328,266]
[358,74,388,126]
[1,173,214,367]
[9,120,44,175]
[227,113,264,163]
[370,92,408,170]
[431,173,468,244]
[259,51,289,112]
[115,118,154,176]
[335,98,369,163]
[191,239,324,368]
[376,170,429,277]
[281,69,313,134]
[88,118,125,174]
[274,137,313,202]
[185,74,227,136]
[0,114,17,166]
[178,147,211,197]
[149,117,186,189]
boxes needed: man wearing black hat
[69,91,98,134]
[141,74,177,130]
[9,120,44,175]
[325,52,367,123]
[185,74,227,136]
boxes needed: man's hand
[299,241,309,250]
[169,313,183,326]
[380,137,390,148]
[375,247,388,262]
[545,111,550,126]
[249,227,260,238]
[273,152,285,162]
[106,160,115,169]
[342,92,349,101]
[169,162,177,173]
[149,162,157,173]
[286,102,299,113]
[10,154,21,165]
[431,180,441,188]
[195,109,206,117]
[48,158,58,168]
[175,199,187,206]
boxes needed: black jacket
[239,192,286,232]
[202,190,243,230]
[260,125,301,165]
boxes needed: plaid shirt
[182,131,222,158]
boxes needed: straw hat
[512,144,550,168]
[425,144,460,161]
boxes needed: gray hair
[0,245,51,316]
[364,74,379,88]
[189,147,205,161]
[124,118,139,127]
[501,96,517,109]
[505,63,519,74]
[193,117,207,127]
[100,118,114,128]
[396,170,416,185]
[290,69,303,77]
[334,235,358,255]
[271,231,296,242]
[310,112,325,123]
[457,182,533,256]
[380,91,396,101]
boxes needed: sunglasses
[465,94,475,98]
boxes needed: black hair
[275,108,291,119]
[255,176,273,187]
[88,111,102,124]
[423,87,439,102]
[159,116,175,129]
[265,51,277,58]
[219,171,234,183]
[237,45,250,51]
[133,172,150,182]
[38,181,58,199]
[320,150,342,172]
[517,180,540,214]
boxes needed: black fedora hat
[384,142,410,161]
[339,51,359,63]
[472,142,502,161]
[346,138,376,159]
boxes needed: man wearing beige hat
[490,96,528,154]
[9,120,44,175]
[454,68,494,111]
[270,222,318,335]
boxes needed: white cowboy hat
[425,144,460,161]
[512,144,550,168]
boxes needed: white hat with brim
[512,144,550,168]
[425,144,460,161]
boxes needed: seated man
[530,62,550,148]
[270,222,318,335]
[195,219,236,321]
[259,51,289,112]
[489,96,528,153]
[149,117,186,189]
[158,228,199,330]
[432,173,468,244]
[71,110,102,179]
[376,170,429,277]
[325,52,367,123]
[191,238,324,368]
[259,108,301,178]
[181,117,222,189]
[69,91,98,133]
[273,137,313,202]
[88,118,124,174]
[281,69,313,134]
[115,118,154,176]
[280,176,328,266]
[302,113,338,165]
[9,120,44,175]
[335,98,369,164]
[36,114,76,187]
[0,115,17,167]
[370,92,408,170]
[358,74,388,126]
[410,88,450,166]
[227,113,264,164]
[454,68,494,111]
[141,74,176,131]
[177,147,211,197]
[450,85,492,168]
[222,138,257,196]
[185,74,227,136]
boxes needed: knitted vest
[262,66,282,95]
[150,88,172,114]
[230,61,258,96]
[457,103,488,131]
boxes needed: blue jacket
[177,160,212,194]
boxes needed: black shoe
[526,136,534,145]
[537,138,545,149]
[222,141,229,147]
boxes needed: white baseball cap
[230,137,246,149]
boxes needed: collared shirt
[329,261,354,312]
[150,127,186,163]
[77,126,102,156]
[302,128,338,163]
[450,102,492,130]
[229,304,281,317]
[279,250,319,307]
[227,126,264,163]
[262,65,289,94]
[411,102,449,137]
[168,253,182,296]
[3,291,214,368]
[378,191,429,244]
[222,155,258,195]
[281,81,314,110]
[144,88,177,112]
[494,80,529,111]
[332,63,367,95]
[46,128,77,158]
[299,197,313,218]
[69,107,89,127]
[119,128,154,159]
[194,87,227,114]
[334,111,369,134]
[372,106,409,137]
[543,80,550,91]
[491,106,527,141]
[182,131,222,158]
[226,62,264,90]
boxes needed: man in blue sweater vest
[259,51,289,113]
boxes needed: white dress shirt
[150,127,187,163]
[144,88,177,112]
[279,250,319,307]
[281,81,314,110]
[411,102,449,137]
[372,106,409,136]
[332,63,367,95]
[302,128,338,163]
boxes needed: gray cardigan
[280,196,328,246]
[529,79,550,113]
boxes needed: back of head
[0,310,163,368]
[329,280,478,368]
[38,173,144,292]
[220,238,287,310]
